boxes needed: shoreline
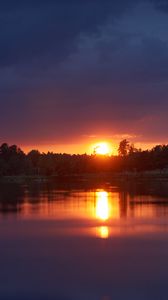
[1,171,168,184]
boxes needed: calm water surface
[0,179,168,300]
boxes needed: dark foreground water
[0,178,168,300]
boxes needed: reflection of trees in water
[0,183,25,214]
[1,179,168,216]
[121,179,168,198]
[119,191,129,218]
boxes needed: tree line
[0,140,168,176]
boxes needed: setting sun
[93,142,111,155]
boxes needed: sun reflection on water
[96,191,109,221]
[95,191,110,239]
[98,226,109,239]
[1,187,166,239]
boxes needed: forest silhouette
[0,140,168,176]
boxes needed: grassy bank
[1,170,168,184]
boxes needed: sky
[1,0,168,154]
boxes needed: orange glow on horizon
[20,139,165,156]
[21,142,116,155]
[92,142,112,156]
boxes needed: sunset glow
[93,142,111,155]
[1,1,168,299]
[96,191,110,221]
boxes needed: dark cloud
[152,0,168,12]
[0,0,168,149]
[0,0,135,67]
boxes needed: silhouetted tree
[27,150,41,175]
[118,139,130,156]
[0,141,168,177]
[128,143,138,155]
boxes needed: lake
[0,178,168,300]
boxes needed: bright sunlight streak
[93,142,111,155]
[95,191,110,239]
[96,191,109,221]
